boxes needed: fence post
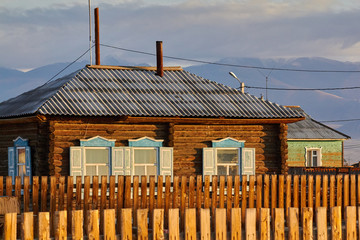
[72,210,83,240]
[245,208,256,240]
[137,209,148,239]
[121,208,132,240]
[4,212,17,239]
[215,208,226,240]
[185,208,196,240]
[331,206,342,239]
[200,208,211,240]
[302,207,313,240]
[259,208,270,240]
[316,207,327,240]
[231,208,242,240]
[54,210,67,239]
[38,212,50,240]
[288,208,299,240]
[87,209,100,240]
[103,209,116,240]
[153,209,164,240]
[169,209,180,240]
[22,212,33,240]
[274,208,285,240]
[345,206,357,240]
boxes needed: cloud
[1,1,360,68]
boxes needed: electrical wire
[246,86,360,91]
[320,118,360,123]
[100,43,360,73]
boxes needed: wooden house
[0,65,304,179]
[286,106,350,167]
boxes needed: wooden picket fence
[2,173,360,233]
[3,206,359,239]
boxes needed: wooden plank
[263,175,269,208]
[231,208,242,240]
[32,176,39,215]
[315,175,321,209]
[204,176,210,209]
[184,208,196,240]
[241,175,248,224]
[92,176,99,210]
[300,175,306,213]
[100,176,108,235]
[141,176,147,209]
[149,176,156,229]
[358,175,360,209]
[66,176,73,235]
[215,208,227,240]
[75,176,82,210]
[164,176,171,228]
[117,175,124,234]
[322,175,328,208]
[83,176,90,230]
[58,176,65,211]
[41,176,48,212]
[121,208,132,240]
[285,175,291,222]
[50,176,57,237]
[0,176,3,196]
[245,208,256,240]
[173,176,179,209]
[196,175,202,231]
[124,176,132,208]
[278,175,284,209]
[274,208,285,240]
[180,176,187,230]
[227,175,233,229]
[200,208,211,240]
[336,175,343,211]
[293,175,299,208]
[358,207,360,240]
[350,174,356,206]
[248,175,255,208]
[133,176,139,226]
[87,210,100,240]
[259,208,270,240]
[157,175,163,209]
[22,211,33,240]
[271,175,277,219]
[72,210,83,240]
[316,207,327,240]
[6,176,12,196]
[219,176,225,208]
[136,210,148,240]
[345,206,357,240]
[302,207,313,240]
[169,209,180,240]
[308,175,314,209]
[331,206,342,240]
[109,176,116,209]
[38,212,50,240]
[288,208,299,240]
[188,176,195,208]
[211,175,218,231]
[153,209,164,240]
[234,175,241,208]
[23,176,30,212]
[15,176,21,205]
[329,175,335,208]
[344,174,349,209]
[103,209,116,240]
[54,210,67,240]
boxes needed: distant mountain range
[1,57,359,163]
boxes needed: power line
[246,86,360,91]
[100,43,360,73]
[320,118,360,123]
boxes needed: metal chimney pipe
[94,7,100,65]
[156,41,163,77]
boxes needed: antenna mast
[88,0,92,65]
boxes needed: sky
[1,0,360,70]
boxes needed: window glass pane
[86,166,96,176]
[306,151,312,166]
[312,156,318,167]
[217,149,238,164]
[134,149,157,164]
[312,150,317,156]
[229,166,239,176]
[135,166,145,176]
[147,166,157,176]
[18,148,26,164]
[18,165,26,177]
[98,166,109,176]
[217,166,227,175]
[85,149,109,163]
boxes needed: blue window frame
[8,137,31,184]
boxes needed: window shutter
[203,148,216,177]
[25,146,32,180]
[123,147,132,175]
[8,147,16,184]
[112,147,132,176]
[159,147,173,176]
[242,148,255,176]
[70,147,84,182]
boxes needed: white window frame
[305,147,322,167]
[83,147,111,176]
[132,147,159,176]
[214,148,241,176]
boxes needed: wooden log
[200,208,211,240]
[288,208,299,240]
[231,208,242,240]
[316,207,327,240]
[215,208,226,240]
[259,208,270,240]
[331,206,342,240]
[245,208,256,240]
[274,208,285,240]
[169,209,180,240]
[345,206,357,240]
[185,208,196,240]
[153,209,164,240]
[103,209,116,240]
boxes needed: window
[305,148,321,167]
[70,136,173,181]
[8,137,32,184]
[203,137,255,177]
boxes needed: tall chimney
[94,7,100,65]
[156,41,163,77]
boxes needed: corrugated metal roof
[287,107,350,139]
[0,66,304,119]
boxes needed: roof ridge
[87,65,183,71]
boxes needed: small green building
[286,107,350,167]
